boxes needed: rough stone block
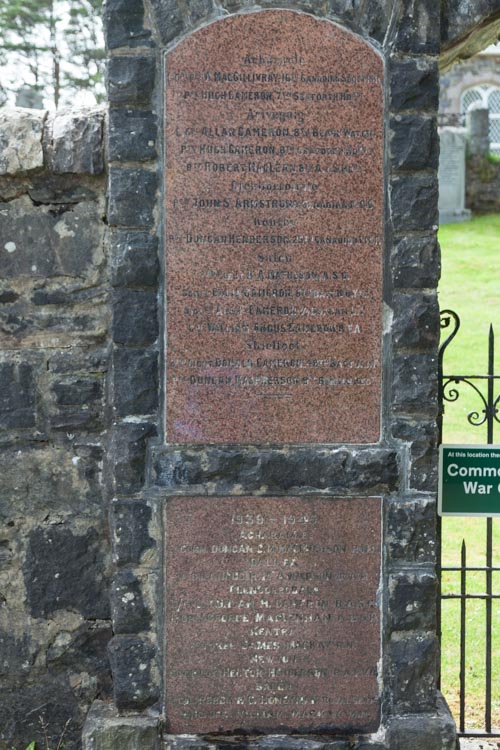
[187,0,213,24]
[46,621,113,694]
[107,56,155,104]
[0,444,104,519]
[389,634,438,712]
[357,0,395,43]
[391,234,440,289]
[110,230,159,288]
[390,115,439,171]
[111,422,158,495]
[108,635,158,710]
[391,173,439,232]
[113,347,158,416]
[49,375,104,432]
[392,292,439,349]
[111,569,152,634]
[0,362,36,428]
[109,108,157,162]
[151,445,399,494]
[148,0,184,45]
[0,108,45,175]
[392,352,438,416]
[111,500,155,566]
[390,57,439,112]
[113,290,158,345]
[391,418,439,492]
[24,526,110,619]
[83,700,161,750]
[0,196,105,281]
[386,497,436,563]
[45,107,105,175]
[108,168,158,227]
[104,0,153,49]
[388,570,437,632]
[385,697,456,750]
[393,0,440,53]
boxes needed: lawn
[438,213,500,731]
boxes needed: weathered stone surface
[111,422,158,495]
[107,56,156,103]
[111,500,155,566]
[83,700,161,750]
[392,353,438,416]
[0,196,105,281]
[108,168,158,227]
[357,0,396,43]
[113,290,158,345]
[0,362,36,428]
[392,292,439,349]
[0,108,45,175]
[393,0,440,53]
[391,174,439,232]
[391,418,439,492]
[110,231,159,288]
[391,234,441,289]
[0,444,104,518]
[390,58,439,112]
[388,570,437,632]
[111,569,152,634]
[46,622,113,700]
[109,108,158,162]
[104,0,153,49]
[386,497,437,563]
[113,347,159,416]
[108,635,158,709]
[49,375,104,433]
[385,696,457,750]
[45,107,105,174]
[24,527,110,619]
[0,674,81,750]
[148,0,187,44]
[390,115,439,171]
[441,0,500,67]
[151,445,399,493]
[388,634,438,712]
[28,174,99,204]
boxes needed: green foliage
[0,0,104,108]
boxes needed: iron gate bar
[438,310,500,738]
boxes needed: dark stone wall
[102,2,448,749]
[0,107,112,750]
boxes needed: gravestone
[165,12,383,445]
[161,14,384,733]
[438,127,471,224]
[85,2,455,749]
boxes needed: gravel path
[459,740,500,750]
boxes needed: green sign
[439,445,500,516]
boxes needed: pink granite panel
[165,496,381,733]
[165,11,384,443]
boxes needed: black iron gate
[438,309,500,737]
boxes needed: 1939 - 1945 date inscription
[165,12,384,443]
[165,496,381,734]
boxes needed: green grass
[438,213,500,730]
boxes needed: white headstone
[438,127,471,224]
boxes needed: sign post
[439,444,500,516]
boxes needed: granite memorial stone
[165,12,383,444]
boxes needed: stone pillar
[85,1,456,748]
[467,106,490,156]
